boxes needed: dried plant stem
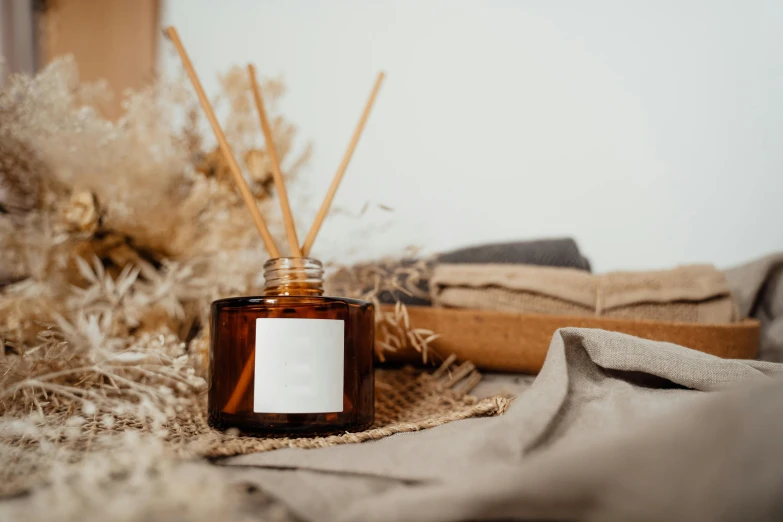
[248,64,302,257]
[164,27,280,258]
[108,367,187,390]
[0,360,204,416]
[301,72,385,256]
[2,366,98,390]
[29,382,92,402]
[127,365,197,387]
[93,369,163,398]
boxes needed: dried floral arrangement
[0,54,440,512]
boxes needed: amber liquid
[209,295,374,435]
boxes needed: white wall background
[160,0,783,272]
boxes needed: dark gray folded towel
[439,238,591,270]
[372,238,591,305]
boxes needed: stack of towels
[378,238,738,325]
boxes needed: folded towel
[431,263,739,324]
[332,238,591,306]
[439,237,591,270]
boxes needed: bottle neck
[263,257,325,296]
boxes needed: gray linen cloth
[725,253,783,361]
[214,254,783,521]
[222,328,783,522]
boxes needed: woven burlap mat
[0,364,510,498]
[170,364,511,458]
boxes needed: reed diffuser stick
[223,351,254,414]
[164,27,280,258]
[300,72,385,256]
[221,73,385,413]
[248,64,303,257]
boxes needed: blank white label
[254,318,344,413]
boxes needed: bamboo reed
[248,64,302,257]
[166,28,385,415]
[164,26,281,258]
[301,72,385,256]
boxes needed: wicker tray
[381,305,760,373]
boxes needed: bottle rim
[263,257,324,296]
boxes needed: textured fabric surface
[0,366,509,498]
[432,263,738,324]
[725,253,783,362]
[220,328,783,522]
[179,366,510,458]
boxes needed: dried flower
[0,57,428,509]
[0,59,306,491]
[60,190,100,234]
[244,148,275,198]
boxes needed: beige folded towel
[431,264,738,324]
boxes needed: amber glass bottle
[208,257,374,435]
